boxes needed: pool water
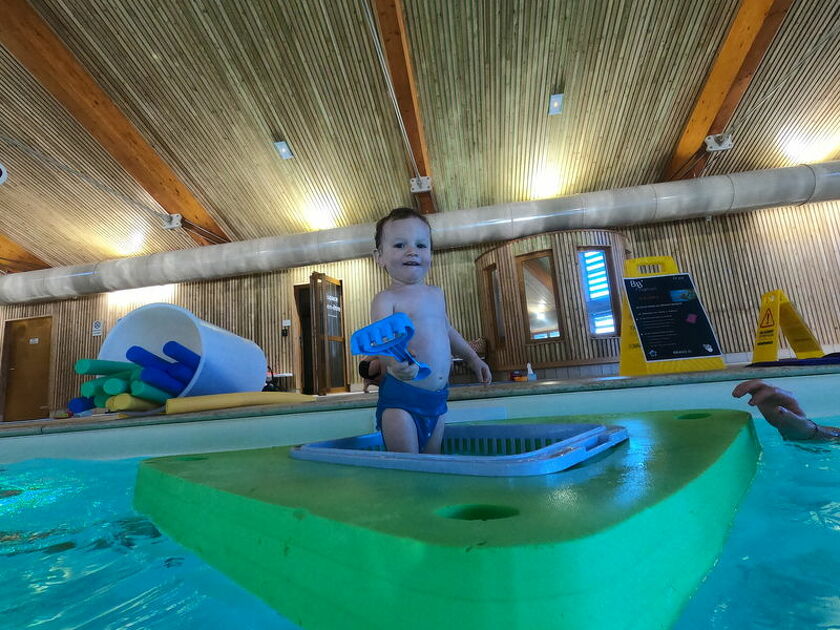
[675,417,840,630]
[1,419,837,630]
[0,458,295,629]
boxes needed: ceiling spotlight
[548,93,564,116]
[274,141,294,160]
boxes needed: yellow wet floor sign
[751,290,822,362]
[619,256,725,376]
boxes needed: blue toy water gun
[350,313,430,380]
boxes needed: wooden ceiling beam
[0,0,229,245]
[373,0,437,214]
[663,0,793,180]
[0,234,50,273]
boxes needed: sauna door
[1,316,52,421]
[310,273,349,395]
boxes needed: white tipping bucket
[98,303,267,397]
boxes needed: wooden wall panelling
[475,229,626,371]
[624,200,840,355]
[498,240,528,370]
[6,198,840,412]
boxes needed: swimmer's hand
[732,379,815,441]
[388,359,420,381]
[469,357,492,385]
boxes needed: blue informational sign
[623,273,722,362]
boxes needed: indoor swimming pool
[1,373,838,629]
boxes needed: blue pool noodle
[140,367,185,395]
[162,341,201,370]
[126,345,176,372]
[68,397,95,413]
[165,361,195,385]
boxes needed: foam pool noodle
[126,346,176,372]
[75,358,137,375]
[162,340,201,370]
[93,394,110,408]
[166,361,196,385]
[130,380,173,405]
[80,375,109,399]
[68,397,95,414]
[80,370,135,398]
[103,377,131,396]
[140,367,185,395]
[106,394,159,412]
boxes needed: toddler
[371,207,491,453]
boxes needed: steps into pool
[290,423,629,476]
[134,409,760,630]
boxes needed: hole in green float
[676,412,711,420]
[177,456,208,461]
[436,504,519,521]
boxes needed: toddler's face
[375,217,432,284]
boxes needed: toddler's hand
[470,358,492,384]
[388,360,419,381]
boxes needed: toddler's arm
[449,325,492,384]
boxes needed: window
[516,251,561,340]
[577,248,619,336]
[484,265,506,347]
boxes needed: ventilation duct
[1,161,838,305]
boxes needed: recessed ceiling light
[273,141,294,160]
[548,93,564,116]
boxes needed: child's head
[374,207,431,250]
[374,207,433,284]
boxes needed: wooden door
[309,273,349,395]
[2,316,52,421]
[294,283,315,395]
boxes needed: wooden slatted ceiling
[0,0,229,246]
[29,0,414,240]
[402,0,741,212]
[663,0,784,179]
[2,0,838,273]
[0,233,49,273]
[373,0,437,214]
[705,0,840,174]
[0,47,196,266]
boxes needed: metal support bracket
[162,213,183,230]
[410,176,432,193]
[704,133,733,152]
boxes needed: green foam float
[135,409,759,630]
